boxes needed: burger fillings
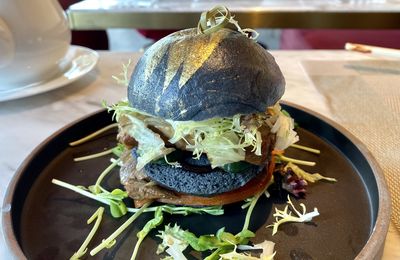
[110,8,299,206]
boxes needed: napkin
[301,59,400,230]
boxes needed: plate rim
[1,103,391,259]
[0,45,99,103]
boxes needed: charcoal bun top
[128,28,285,121]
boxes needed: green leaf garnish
[109,200,128,218]
[112,143,126,157]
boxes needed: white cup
[0,0,71,91]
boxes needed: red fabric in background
[280,29,400,49]
[137,29,177,41]
[59,0,109,50]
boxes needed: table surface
[67,0,400,29]
[0,50,399,259]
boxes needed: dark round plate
[2,103,390,260]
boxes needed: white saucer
[0,45,99,102]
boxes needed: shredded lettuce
[125,114,175,170]
[268,104,299,150]
[220,240,276,260]
[107,101,299,170]
[157,224,190,260]
[284,162,337,183]
[157,224,256,259]
[237,241,276,260]
[267,195,319,235]
[112,59,132,87]
[167,115,262,168]
[156,224,275,260]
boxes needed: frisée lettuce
[106,101,298,170]
[267,104,299,151]
[125,114,175,170]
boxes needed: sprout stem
[94,159,120,190]
[52,179,110,204]
[131,236,143,260]
[278,155,316,167]
[90,202,152,256]
[73,148,115,162]
[70,207,105,259]
[69,123,118,146]
[290,144,320,154]
[51,179,224,215]
[242,192,261,232]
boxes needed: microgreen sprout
[156,204,223,216]
[97,189,129,218]
[51,179,224,216]
[290,143,320,154]
[89,159,120,195]
[241,176,274,210]
[90,202,152,256]
[53,177,128,218]
[73,144,124,162]
[131,207,164,260]
[267,195,319,235]
[112,143,126,157]
[157,223,255,259]
[241,193,262,232]
[241,198,253,210]
[277,154,316,166]
[69,123,118,146]
[73,148,115,162]
[70,207,105,260]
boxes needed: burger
[113,6,298,208]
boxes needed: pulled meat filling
[118,112,276,206]
[120,151,177,200]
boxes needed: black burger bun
[139,151,261,196]
[128,28,285,121]
[122,24,280,205]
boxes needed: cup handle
[0,17,14,68]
